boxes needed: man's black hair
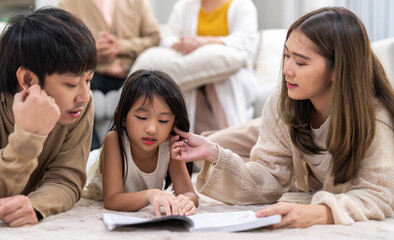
[0,7,97,94]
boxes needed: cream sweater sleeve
[196,90,295,204]
[0,125,47,197]
[220,0,258,56]
[311,110,394,224]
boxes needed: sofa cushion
[372,37,394,85]
[130,45,247,91]
[0,22,6,33]
[254,29,287,85]
[92,90,120,120]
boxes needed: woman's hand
[169,127,218,164]
[255,202,334,228]
[147,189,180,217]
[172,36,223,55]
[176,194,196,216]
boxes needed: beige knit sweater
[59,0,160,74]
[196,89,394,224]
[0,93,94,218]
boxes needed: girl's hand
[147,189,180,217]
[169,127,218,164]
[255,202,334,228]
[176,194,196,216]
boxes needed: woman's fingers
[173,127,190,139]
[256,203,284,218]
[255,203,291,228]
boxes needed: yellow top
[197,0,233,36]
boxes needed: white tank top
[83,135,170,200]
[123,135,170,192]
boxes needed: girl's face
[124,95,175,156]
[283,30,333,107]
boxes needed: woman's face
[283,30,333,106]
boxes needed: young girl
[86,69,198,216]
[170,7,394,228]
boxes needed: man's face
[43,71,94,125]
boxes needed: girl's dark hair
[278,7,394,185]
[0,7,97,94]
[110,69,192,189]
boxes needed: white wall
[33,0,393,42]
[148,0,393,42]
[35,0,60,8]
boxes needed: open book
[103,210,281,232]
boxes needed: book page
[103,211,281,232]
[188,211,281,232]
[103,213,150,230]
[103,213,192,230]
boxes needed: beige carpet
[1,190,393,240]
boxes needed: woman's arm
[170,90,295,205]
[160,0,198,48]
[173,36,224,55]
[220,0,258,54]
[311,116,394,224]
[255,202,334,228]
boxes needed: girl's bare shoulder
[102,130,122,152]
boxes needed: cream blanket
[1,191,393,240]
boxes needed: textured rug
[1,190,393,240]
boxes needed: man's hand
[96,31,121,63]
[255,202,334,228]
[0,195,38,227]
[13,84,60,135]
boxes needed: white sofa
[85,30,394,144]
[93,29,288,143]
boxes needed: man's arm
[0,85,61,226]
[117,0,160,58]
[0,86,59,197]
[28,96,94,218]
[0,125,46,197]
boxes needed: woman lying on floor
[169,6,394,228]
